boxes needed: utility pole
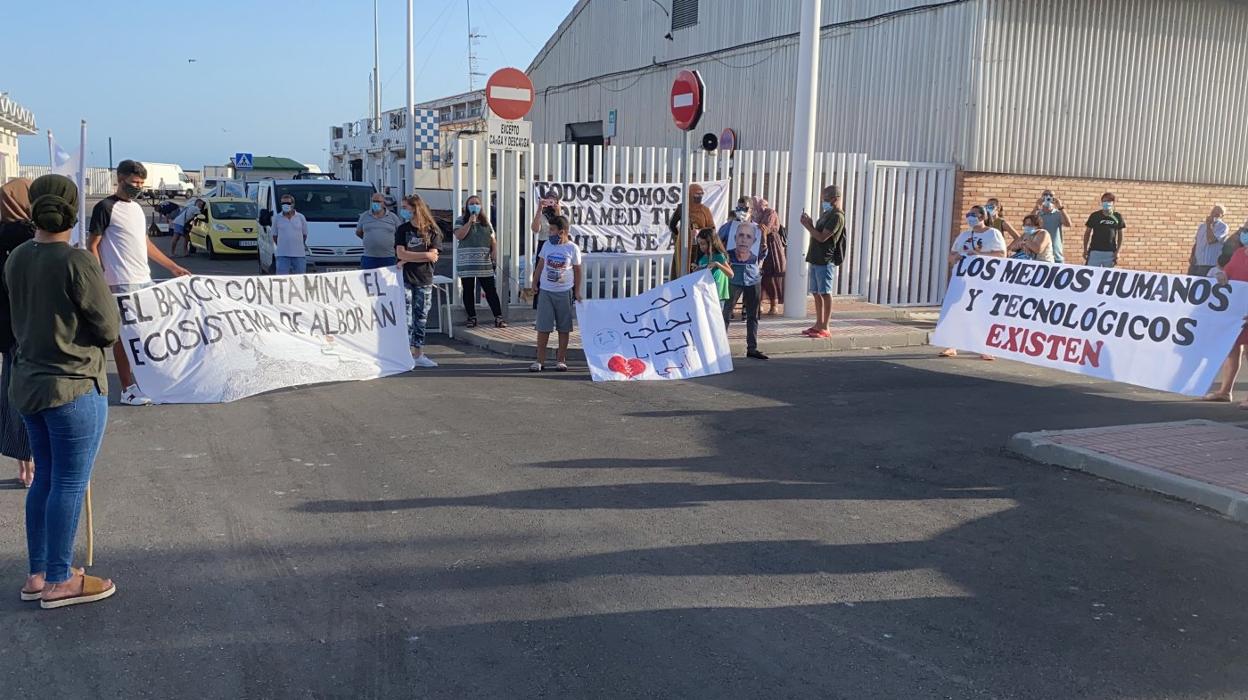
[373,0,382,133]
[783,0,822,319]
[407,0,416,194]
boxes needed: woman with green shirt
[6,175,120,609]
[453,195,505,328]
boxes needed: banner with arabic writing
[575,271,733,381]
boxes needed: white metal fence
[450,139,954,308]
[17,166,115,196]
[859,161,957,306]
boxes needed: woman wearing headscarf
[8,174,120,609]
[753,197,785,315]
[0,178,35,487]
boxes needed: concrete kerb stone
[455,325,930,360]
[1007,420,1248,523]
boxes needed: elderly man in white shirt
[272,193,310,274]
[1188,204,1229,277]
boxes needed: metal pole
[108,136,113,171]
[679,129,691,280]
[783,0,822,319]
[373,0,381,133]
[406,0,415,195]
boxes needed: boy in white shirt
[529,215,582,372]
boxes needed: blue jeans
[361,255,396,270]
[276,256,307,275]
[1086,250,1117,268]
[408,284,432,347]
[23,390,108,583]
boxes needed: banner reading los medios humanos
[932,257,1248,396]
[532,180,729,254]
[115,269,415,404]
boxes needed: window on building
[672,0,698,31]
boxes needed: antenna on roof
[467,0,486,91]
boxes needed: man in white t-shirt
[169,198,205,257]
[88,159,191,406]
[272,193,309,274]
[529,215,582,373]
[940,205,1006,360]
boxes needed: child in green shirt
[695,229,734,312]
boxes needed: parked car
[255,179,375,273]
[189,197,260,259]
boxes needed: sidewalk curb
[457,326,932,361]
[1007,420,1248,523]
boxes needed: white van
[141,162,195,198]
[255,179,375,273]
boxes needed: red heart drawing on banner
[607,355,647,378]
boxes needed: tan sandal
[40,573,116,609]
[1202,391,1233,402]
[938,348,958,358]
[20,567,84,602]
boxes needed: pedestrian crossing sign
[233,152,254,169]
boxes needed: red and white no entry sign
[485,67,535,121]
[670,69,705,131]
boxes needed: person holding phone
[454,195,505,328]
[529,192,562,308]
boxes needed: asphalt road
[1,241,1246,698]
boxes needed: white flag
[50,137,78,177]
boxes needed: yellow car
[189,197,260,258]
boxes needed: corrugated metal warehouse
[527,0,1248,276]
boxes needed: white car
[255,179,374,273]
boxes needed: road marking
[489,86,531,102]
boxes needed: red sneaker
[801,327,819,336]
[812,329,831,339]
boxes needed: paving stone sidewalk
[1009,420,1248,522]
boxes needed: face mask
[966,216,980,228]
[985,205,997,216]
[691,195,703,204]
[281,204,293,214]
[121,183,142,199]
[734,209,748,222]
[548,233,561,244]
[1101,202,1113,212]
[1240,231,1248,246]
[1023,226,1037,235]
[370,202,382,213]
[399,208,413,221]
[467,204,481,215]
[821,202,833,213]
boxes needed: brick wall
[952,172,1248,273]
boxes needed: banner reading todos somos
[115,269,415,403]
[532,180,729,254]
[576,270,733,382]
[932,257,1248,395]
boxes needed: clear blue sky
[8,0,574,170]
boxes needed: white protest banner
[115,269,415,404]
[932,257,1248,395]
[532,180,729,254]
[576,270,733,381]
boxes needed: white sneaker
[120,385,152,406]
[412,354,438,368]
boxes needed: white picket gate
[450,138,954,308]
[17,165,115,196]
[858,161,957,306]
